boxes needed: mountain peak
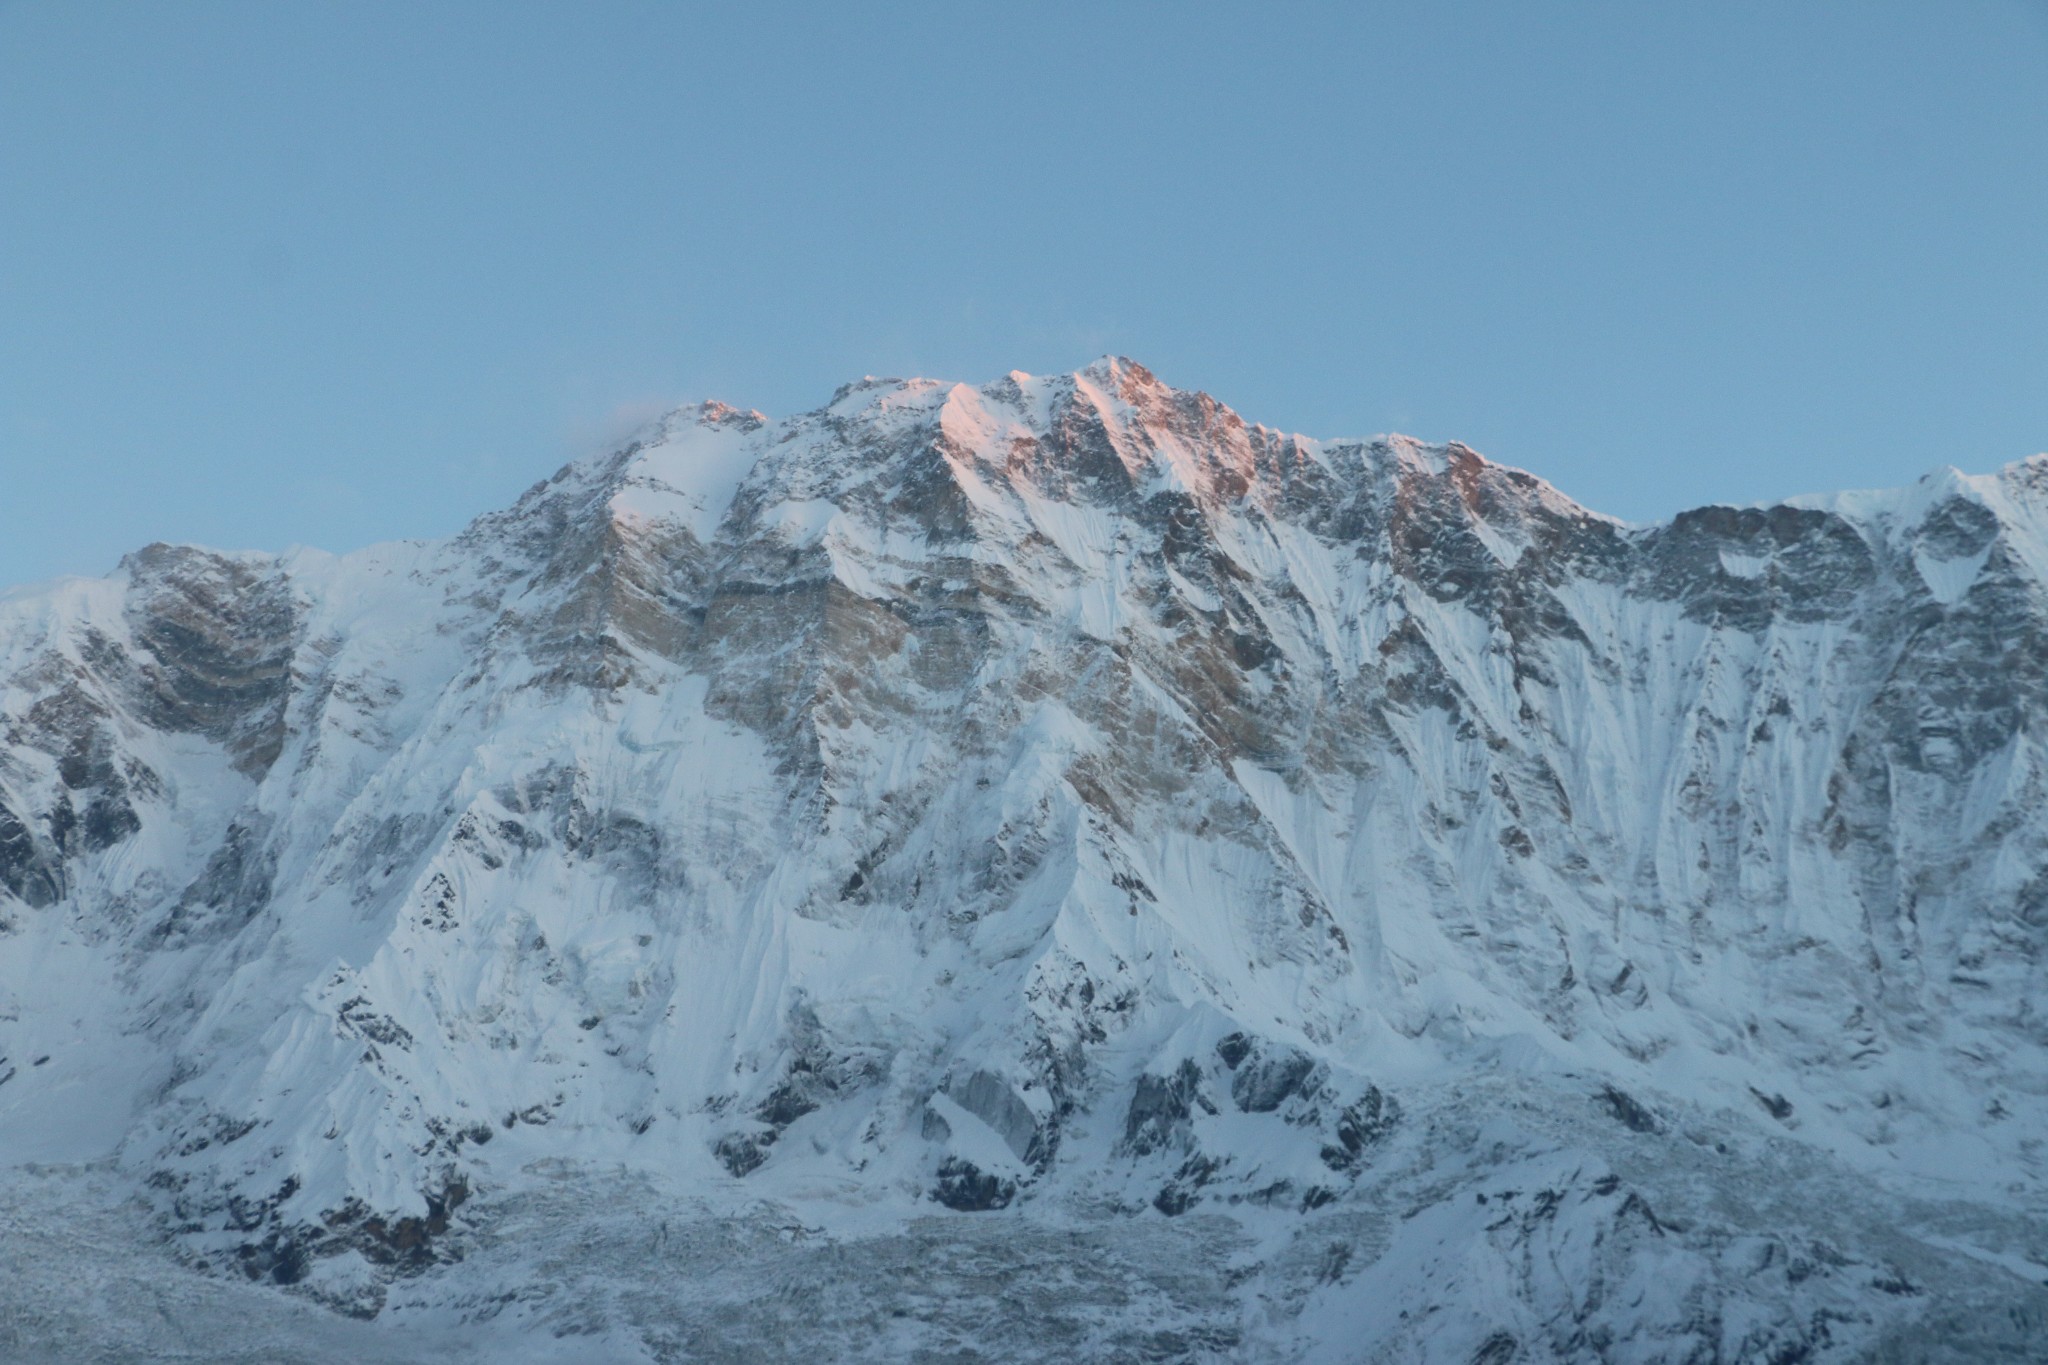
[675,397,768,433]
[1074,352,1164,393]
[7,355,2048,1357]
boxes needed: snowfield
[2,359,2045,1361]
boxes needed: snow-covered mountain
[3,359,2045,1362]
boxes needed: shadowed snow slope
[3,359,2046,1361]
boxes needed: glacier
[1,358,2045,1361]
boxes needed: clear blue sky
[3,1,2045,586]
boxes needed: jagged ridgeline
[2,359,2045,1360]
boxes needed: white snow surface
[2,358,2046,1361]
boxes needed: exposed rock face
[2,358,2045,1358]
